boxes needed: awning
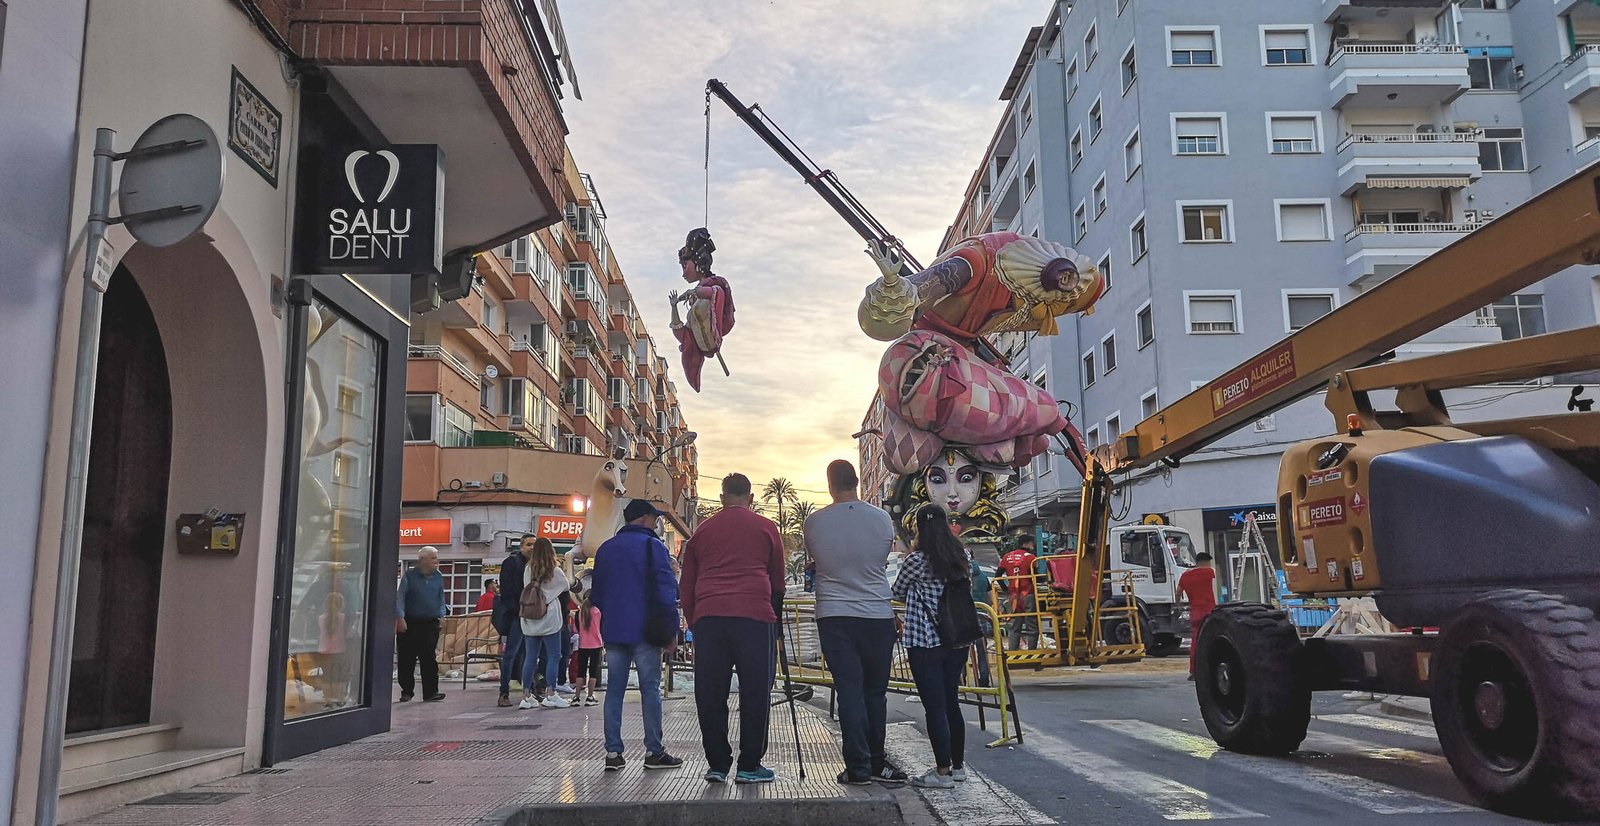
[1367,175,1472,189]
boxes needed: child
[575,591,603,706]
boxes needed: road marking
[1303,728,1447,768]
[1318,713,1438,741]
[1087,720,1472,816]
[884,723,1055,825]
[961,725,1266,820]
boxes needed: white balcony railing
[407,345,481,388]
[509,338,547,360]
[1337,130,1480,151]
[1331,43,1465,61]
[1346,221,1483,241]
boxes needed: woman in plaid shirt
[891,504,974,790]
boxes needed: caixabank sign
[300,144,444,275]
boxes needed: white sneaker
[517,696,539,710]
[910,769,955,789]
[951,767,968,782]
[555,683,577,695]
[541,695,571,709]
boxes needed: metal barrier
[775,598,1024,748]
[989,557,1146,668]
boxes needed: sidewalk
[69,679,904,826]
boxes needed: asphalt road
[802,662,1597,826]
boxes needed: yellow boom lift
[1069,169,1600,818]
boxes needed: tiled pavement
[69,680,903,826]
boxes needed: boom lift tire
[1195,603,1310,755]
[1430,590,1600,819]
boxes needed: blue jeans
[817,617,897,779]
[522,631,562,695]
[604,642,664,757]
[500,623,526,696]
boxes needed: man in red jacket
[1178,552,1219,680]
[680,473,786,784]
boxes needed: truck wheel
[1100,604,1148,647]
[1431,590,1600,818]
[1195,603,1310,755]
[1147,634,1181,657]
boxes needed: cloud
[562,0,1046,501]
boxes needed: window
[1101,332,1118,374]
[1089,98,1104,140]
[1468,50,1516,90]
[332,450,359,488]
[441,402,475,447]
[1071,130,1084,168]
[1074,202,1088,242]
[1124,129,1142,179]
[1121,44,1137,92]
[1099,252,1113,293]
[405,394,436,443]
[1067,58,1079,99]
[1024,160,1038,195]
[1268,114,1319,154]
[1082,350,1097,387]
[1130,215,1148,261]
[1173,115,1225,155]
[608,376,629,407]
[566,262,592,298]
[337,383,362,415]
[1284,290,1337,331]
[1489,294,1546,339]
[1085,23,1099,66]
[1106,413,1122,440]
[1185,292,1241,334]
[1180,202,1233,242]
[1141,388,1159,419]
[480,377,495,411]
[482,295,501,335]
[1136,301,1154,348]
[1093,175,1108,217]
[1086,426,1101,449]
[1262,28,1312,66]
[503,235,532,273]
[1479,127,1526,172]
[1169,28,1217,66]
[1275,200,1331,242]
[1020,95,1034,135]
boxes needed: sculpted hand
[866,239,904,283]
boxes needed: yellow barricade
[775,598,1023,749]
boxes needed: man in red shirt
[999,536,1039,650]
[473,580,498,613]
[1178,552,1219,680]
[679,473,786,784]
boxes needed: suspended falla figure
[860,232,1104,474]
[669,227,735,392]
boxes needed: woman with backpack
[891,504,982,789]
[519,538,571,710]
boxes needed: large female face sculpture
[925,455,982,516]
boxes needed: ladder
[1231,514,1281,605]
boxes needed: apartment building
[400,150,700,603]
[921,0,1590,582]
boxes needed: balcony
[1577,136,1600,172]
[1336,131,1481,194]
[1328,44,1469,110]
[1323,0,1448,24]
[1343,221,1483,285]
[274,0,574,247]
[507,338,554,382]
[407,345,480,417]
[1562,45,1600,103]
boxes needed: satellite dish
[118,114,224,248]
[485,364,499,379]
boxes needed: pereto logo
[1301,498,1346,528]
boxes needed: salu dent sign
[304,144,444,275]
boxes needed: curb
[480,796,905,826]
[1374,696,1433,722]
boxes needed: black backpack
[936,576,983,649]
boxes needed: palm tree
[784,501,817,584]
[762,478,798,535]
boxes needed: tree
[784,500,817,584]
[762,478,798,536]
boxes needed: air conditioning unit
[509,414,525,429]
[565,320,581,336]
[491,471,508,487]
[462,522,495,544]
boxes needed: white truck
[1097,524,1202,656]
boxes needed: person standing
[680,473,786,785]
[494,537,533,707]
[999,536,1038,650]
[968,555,994,688]
[518,538,570,709]
[575,589,604,706]
[591,499,685,773]
[474,579,499,613]
[892,505,974,790]
[805,460,907,787]
[1178,552,1219,680]
[395,547,447,703]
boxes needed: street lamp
[644,430,698,490]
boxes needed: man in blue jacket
[591,499,684,773]
[493,536,531,707]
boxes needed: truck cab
[1105,525,1200,655]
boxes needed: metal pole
[36,127,118,826]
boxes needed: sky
[562,0,1049,504]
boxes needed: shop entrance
[66,267,173,734]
